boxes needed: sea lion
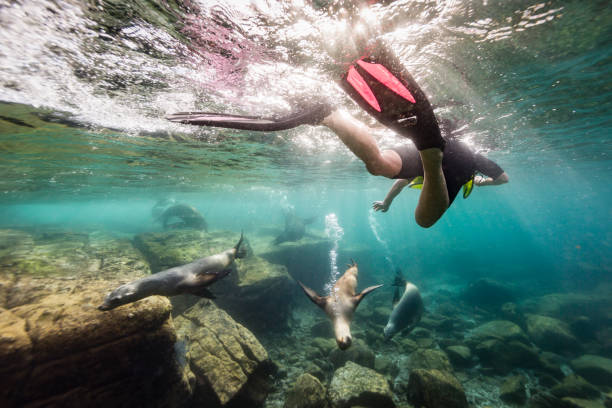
[274,212,315,244]
[158,203,208,231]
[298,261,382,350]
[99,233,246,311]
[151,197,176,219]
[383,270,424,340]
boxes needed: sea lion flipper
[353,284,383,308]
[298,281,327,310]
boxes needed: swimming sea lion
[274,213,315,244]
[158,203,208,231]
[99,233,246,311]
[298,261,382,350]
[383,271,423,340]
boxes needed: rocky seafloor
[0,226,611,408]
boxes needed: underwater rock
[501,301,527,328]
[283,373,329,408]
[375,355,399,378]
[0,291,189,408]
[214,255,294,333]
[398,337,419,354]
[561,397,607,408]
[0,308,33,406]
[328,361,395,408]
[311,337,336,355]
[406,368,468,408]
[474,339,540,374]
[551,374,600,399]
[528,392,573,408]
[605,392,612,408]
[468,320,529,345]
[538,351,566,379]
[526,314,581,354]
[257,236,333,290]
[570,354,612,386]
[408,348,453,372]
[499,375,527,405]
[174,299,274,407]
[328,339,375,369]
[522,293,612,324]
[570,316,598,341]
[445,345,473,368]
[461,278,515,309]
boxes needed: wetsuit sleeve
[473,153,504,179]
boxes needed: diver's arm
[373,179,411,212]
[475,172,509,186]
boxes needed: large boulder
[500,375,527,405]
[468,320,529,345]
[445,345,474,368]
[407,369,468,408]
[0,289,189,408]
[522,293,612,324]
[214,255,294,333]
[408,348,453,372]
[328,339,375,369]
[551,374,600,399]
[474,339,540,374]
[328,361,395,408]
[461,278,515,309]
[526,314,581,354]
[283,373,329,408]
[570,355,612,386]
[174,299,274,407]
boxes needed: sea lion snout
[336,336,352,350]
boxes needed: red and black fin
[340,44,445,151]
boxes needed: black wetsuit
[390,139,504,204]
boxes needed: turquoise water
[1,0,611,406]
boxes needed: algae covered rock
[0,289,188,408]
[445,345,473,368]
[468,320,529,345]
[329,339,375,369]
[570,354,612,386]
[474,339,540,374]
[526,314,581,353]
[408,348,453,372]
[284,373,329,408]
[500,375,527,405]
[328,361,395,408]
[214,255,294,333]
[407,368,468,408]
[174,299,274,407]
[551,374,600,399]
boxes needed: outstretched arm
[475,172,509,186]
[373,179,411,212]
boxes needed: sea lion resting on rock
[158,203,208,231]
[298,261,382,350]
[383,270,423,339]
[99,234,246,311]
[274,212,316,244]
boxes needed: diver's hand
[474,175,488,186]
[372,201,389,212]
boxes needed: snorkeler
[168,44,507,228]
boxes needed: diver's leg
[415,148,449,228]
[322,110,401,178]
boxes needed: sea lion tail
[353,284,383,308]
[234,231,247,258]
